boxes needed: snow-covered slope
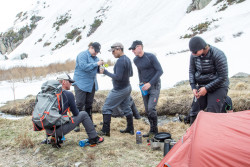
[1,0,249,67]
[0,0,250,104]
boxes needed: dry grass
[15,133,34,148]
[0,59,75,82]
[227,77,250,111]
[0,114,189,167]
[0,59,115,82]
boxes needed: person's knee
[79,111,89,118]
[148,112,157,118]
[148,106,156,113]
[207,105,221,113]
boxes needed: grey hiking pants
[46,111,97,139]
[142,81,161,118]
[102,85,132,116]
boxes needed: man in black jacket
[189,36,229,113]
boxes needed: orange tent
[157,110,250,167]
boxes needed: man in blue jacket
[99,42,134,136]
[73,42,103,132]
[129,40,163,137]
[189,36,229,113]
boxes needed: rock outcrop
[187,0,212,13]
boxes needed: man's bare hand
[192,89,200,99]
[99,67,104,74]
[198,87,207,97]
[142,83,151,91]
[97,60,104,66]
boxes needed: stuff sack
[32,80,69,131]
[221,95,233,113]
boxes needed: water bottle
[139,83,148,96]
[136,131,142,144]
[79,139,90,147]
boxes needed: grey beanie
[189,36,207,53]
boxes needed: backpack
[32,80,70,131]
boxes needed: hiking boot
[134,115,141,120]
[99,114,111,137]
[120,129,134,135]
[74,125,80,132]
[98,130,110,137]
[120,114,134,135]
[51,137,62,148]
[89,136,104,147]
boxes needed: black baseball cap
[128,40,143,50]
[91,42,101,53]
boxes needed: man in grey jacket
[189,36,229,114]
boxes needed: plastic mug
[79,139,90,147]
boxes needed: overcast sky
[0,0,34,32]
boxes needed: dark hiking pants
[198,87,228,113]
[142,81,161,118]
[74,85,95,119]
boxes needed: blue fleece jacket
[73,50,99,92]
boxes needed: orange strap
[44,111,49,115]
[33,121,44,131]
[46,125,56,136]
[62,107,69,115]
[71,117,75,124]
[56,90,62,111]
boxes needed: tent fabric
[157,110,250,167]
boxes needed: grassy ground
[0,114,189,167]
[0,74,249,166]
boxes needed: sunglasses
[111,47,121,52]
[192,51,197,54]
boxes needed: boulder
[187,0,212,13]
